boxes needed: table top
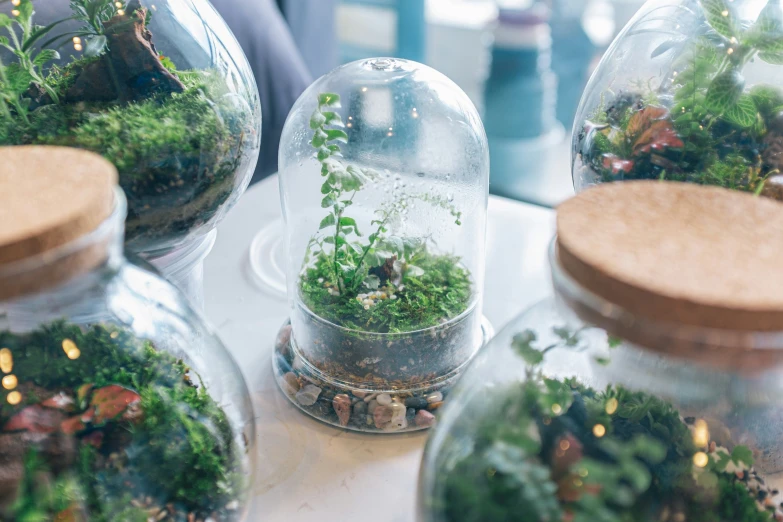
[203,175,556,521]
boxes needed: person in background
[210,0,315,182]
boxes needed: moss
[0,322,244,521]
[300,250,472,333]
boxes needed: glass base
[144,230,217,311]
[272,316,494,434]
[248,219,287,298]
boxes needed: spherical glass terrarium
[572,0,783,200]
[274,58,490,433]
[0,0,261,255]
[419,181,783,522]
[0,146,255,520]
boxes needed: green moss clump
[429,328,778,522]
[301,250,471,333]
[0,322,245,522]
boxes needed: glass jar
[274,58,491,433]
[419,181,783,521]
[572,0,783,200]
[0,146,255,520]
[0,0,261,255]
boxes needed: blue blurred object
[337,0,426,63]
[484,4,565,203]
[278,0,339,78]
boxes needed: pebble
[367,400,379,414]
[353,401,367,416]
[281,372,300,395]
[295,384,322,406]
[404,396,428,410]
[352,390,368,399]
[333,394,352,426]
[386,402,408,431]
[426,391,443,404]
[415,409,436,428]
[376,393,392,406]
[276,324,292,355]
[374,405,394,429]
[366,415,373,425]
[406,408,416,424]
[428,401,444,411]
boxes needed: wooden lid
[0,146,118,299]
[556,181,783,370]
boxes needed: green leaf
[0,13,13,29]
[759,50,783,64]
[700,0,738,39]
[750,84,783,115]
[309,109,326,130]
[706,69,745,113]
[84,35,107,58]
[320,182,332,194]
[0,36,9,49]
[608,336,623,348]
[321,195,335,208]
[32,49,59,66]
[311,129,327,148]
[318,92,341,107]
[746,0,783,51]
[339,217,360,236]
[316,146,331,162]
[22,17,73,52]
[17,0,33,28]
[319,214,336,230]
[323,111,344,126]
[731,445,754,467]
[512,330,543,365]
[594,357,611,366]
[325,129,348,142]
[723,94,758,127]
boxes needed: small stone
[415,409,436,428]
[404,396,428,410]
[763,175,783,202]
[406,408,416,424]
[366,415,373,425]
[426,391,443,404]
[295,384,321,406]
[353,401,367,416]
[386,402,408,431]
[281,372,300,395]
[333,394,351,426]
[367,400,379,414]
[352,390,367,399]
[363,393,378,403]
[374,405,394,429]
[275,324,292,356]
[428,401,444,411]
[376,393,392,406]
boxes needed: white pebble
[426,391,443,404]
[390,295,397,300]
[376,393,392,406]
[364,305,370,310]
[318,278,324,283]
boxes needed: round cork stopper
[0,146,117,299]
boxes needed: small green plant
[578,0,783,196]
[300,92,469,333]
[430,326,778,522]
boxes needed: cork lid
[0,146,118,299]
[556,181,783,369]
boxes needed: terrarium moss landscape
[0,321,244,521]
[0,0,254,252]
[428,328,783,522]
[577,0,783,198]
[299,92,471,335]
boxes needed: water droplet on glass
[417,172,425,178]
[445,174,451,180]
[447,193,454,202]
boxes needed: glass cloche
[273,58,490,433]
[572,0,783,200]
[0,0,261,255]
[419,181,783,522]
[0,146,255,520]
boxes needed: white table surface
[203,175,557,521]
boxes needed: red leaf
[602,154,635,175]
[90,385,141,425]
[59,409,94,435]
[633,120,684,156]
[41,392,76,412]
[626,106,669,137]
[4,405,66,433]
[82,431,104,448]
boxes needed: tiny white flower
[390,295,397,300]
[318,278,324,284]
[363,305,370,310]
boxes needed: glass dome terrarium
[572,0,783,199]
[419,181,783,522]
[0,0,261,256]
[0,146,255,520]
[273,58,490,433]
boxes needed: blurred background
[249,0,646,207]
